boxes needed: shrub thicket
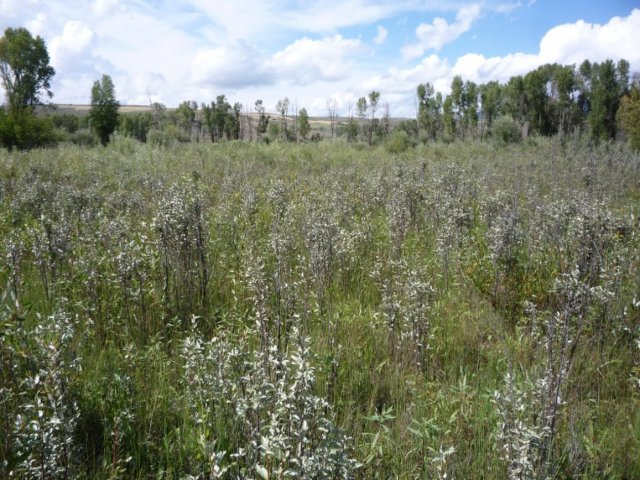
[0,139,638,478]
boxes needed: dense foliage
[0,27,57,150]
[0,27,55,111]
[1,139,639,478]
[89,75,120,146]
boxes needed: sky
[1,0,639,117]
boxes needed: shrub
[492,116,522,144]
[69,128,95,147]
[0,108,57,150]
[385,130,410,154]
[147,125,189,147]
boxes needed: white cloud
[25,13,47,35]
[90,8,200,83]
[281,1,409,33]
[3,1,639,118]
[269,35,368,85]
[49,20,96,73]
[366,8,640,117]
[0,0,42,19]
[538,10,640,67]
[374,25,388,44]
[187,0,454,40]
[92,0,119,17]
[119,72,169,105]
[494,1,522,14]
[402,4,481,59]
[191,40,272,88]
[364,54,451,93]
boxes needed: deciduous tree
[298,107,310,140]
[617,80,640,150]
[0,27,56,149]
[0,27,55,112]
[89,74,119,146]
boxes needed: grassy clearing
[1,137,639,478]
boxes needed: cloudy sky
[1,0,639,117]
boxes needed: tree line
[413,60,635,144]
[1,26,639,150]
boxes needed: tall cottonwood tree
[462,80,478,139]
[589,60,623,141]
[417,83,440,141]
[479,81,501,141]
[450,76,464,138]
[0,27,55,112]
[617,79,640,150]
[89,74,119,145]
[177,100,198,138]
[0,27,56,149]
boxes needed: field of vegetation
[0,136,639,479]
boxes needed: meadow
[0,136,639,479]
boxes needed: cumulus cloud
[402,4,481,59]
[3,0,638,117]
[268,35,367,85]
[449,8,640,84]
[119,71,169,104]
[25,13,47,35]
[538,10,640,67]
[374,25,388,44]
[364,54,452,94]
[191,40,272,89]
[365,8,640,117]
[49,20,96,73]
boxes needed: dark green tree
[0,27,55,112]
[417,83,441,141]
[479,81,502,140]
[119,112,152,142]
[225,102,242,140]
[298,107,310,140]
[551,64,577,135]
[177,100,197,137]
[616,59,630,96]
[450,75,464,138]
[589,60,620,141]
[442,95,455,140]
[523,65,554,135]
[0,27,56,149]
[89,74,119,145]
[616,79,640,150]
[345,112,359,142]
[462,80,478,139]
[503,75,527,129]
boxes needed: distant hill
[49,104,154,115]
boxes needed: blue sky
[1,0,639,117]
